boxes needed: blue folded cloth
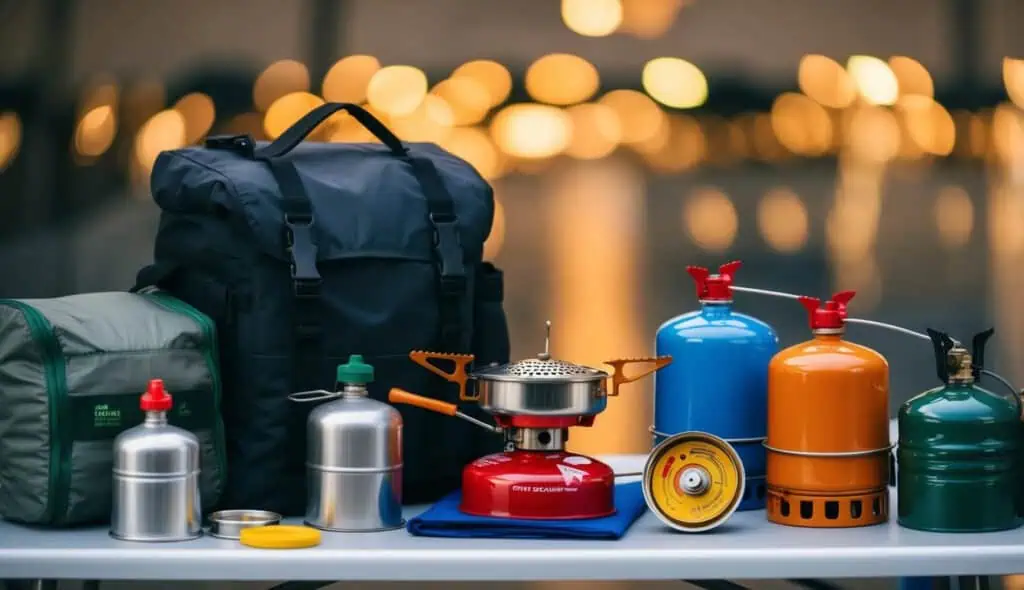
[407,481,647,539]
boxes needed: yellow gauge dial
[643,432,744,532]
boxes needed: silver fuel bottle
[289,355,404,532]
[110,379,202,541]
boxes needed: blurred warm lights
[253,59,310,112]
[827,157,885,266]
[844,105,901,162]
[828,184,882,255]
[770,93,832,156]
[441,126,503,180]
[699,116,736,166]
[798,55,856,109]
[0,112,22,171]
[561,0,623,37]
[431,77,491,126]
[632,114,671,157]
[367,65,428,117]
[645,115,706,172]
[685,187,737,252]
[74,105,117,158]
[946,110,975,158]
[545,162,648,453]
[389,94,454,143]
[989,185,1024,255]
[564,102,622,160]
[491,103,572,159]
[965,111,988,158]
[451,60,512,108]
[934,186,973,249]
[264,92,325,139]
[846,56,899,106]
[599,89,666,146]
[726,119,750,160]
[897,95,955,156]
[322,55,381,104]
[835,259,883,312]
[222,112,264,139]
[80,81,120,115]
[618,0,685,39]
[122,78,166,131]
[483,194,506,260]
[758,188,809,253]
[525,54,600,106]
[642,57,708,109]
[135,109,187,173]
[328,107,385,143]
[888,56,933,99]
[173,93,216,145]
[1003,58,1024,111]
[748,113,788,161]
[991,102,1024,166]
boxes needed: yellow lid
[239,525,321,549]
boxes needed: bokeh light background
[2,0,1024,499]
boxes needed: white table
[0,421,1018,588]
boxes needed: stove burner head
[503,358,599,378]
[473,321,608,383]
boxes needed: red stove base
[459,450,616,520]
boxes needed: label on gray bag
[69,390,216,441]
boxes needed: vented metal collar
[471,320,608,383]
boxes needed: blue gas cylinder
[653,260,780,511]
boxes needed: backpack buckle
[205,134,255,157]
[284,214,321,296]
[430,214,465,285]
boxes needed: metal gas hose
[731,284,1020,393]
[731,285,955,344]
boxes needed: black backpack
[133,103,510,515]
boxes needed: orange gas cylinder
[765,290,891,528]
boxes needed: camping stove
[459,414,616,519]
[388,320,671,520]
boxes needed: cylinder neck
[144,411,168,426]
[947,348,975,385]
[341,384,369,398]
[513,427,567,451]
[812,329,845,339]
[700,300,733,310]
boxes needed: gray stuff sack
[0,290,226,526]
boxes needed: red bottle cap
[798,290,856,331]
[686,260,742,302]
[140,379,173,412]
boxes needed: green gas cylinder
[897,328,1023,532]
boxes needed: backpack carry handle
[255,102,408,160]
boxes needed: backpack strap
[206,103,470,385]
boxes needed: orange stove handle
[388,387,459,416]
[408,350,477,401]
[603,356,673,396]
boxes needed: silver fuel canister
[110,379,202,542]
[289,355,404,532]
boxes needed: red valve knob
[798,291,857,331]
[140,378,173,412]
[686,260,742,302]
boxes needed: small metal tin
[208,510,282,539]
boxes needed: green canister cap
[336,354,374,384]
